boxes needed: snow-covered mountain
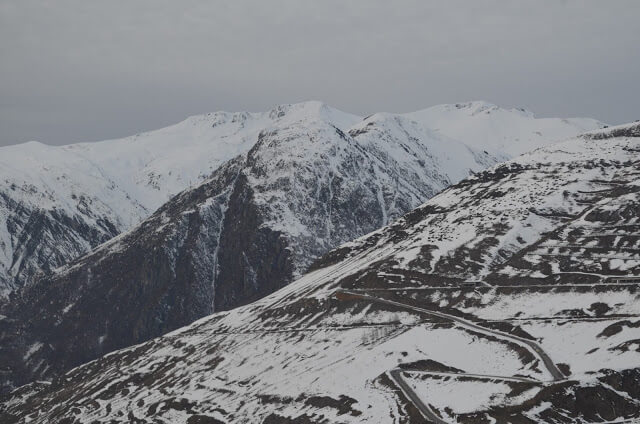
[2,123,638,423]
[0,102,356,296]
[0,101,603,296]
[0,101,499,392]
[405,100,604,157]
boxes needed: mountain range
[0,102,605,394]
[0,101,603,297]
[2,122,638,423]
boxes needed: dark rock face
[213,173,294,311]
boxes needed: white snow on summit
[405,100,604,157]
[0,101,604,295]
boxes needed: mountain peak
[266,100,361,131]
[456,100,500,113]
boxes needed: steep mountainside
[2,123,639,423]
[0,101,603,296]
[0,104,497,393]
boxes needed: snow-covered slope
[406,100,604,157]
[2,123,638,423]
[0,101,603,296]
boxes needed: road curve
[388,369,447,424]
[336,289,565,381]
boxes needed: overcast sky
[1,0,639,147]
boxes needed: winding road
[336,289,565,381]
[388,369,448,424]
[335,289,566,423]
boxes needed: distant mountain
[2,123,638,423]
[405,100,604,156]
[0,101,603,296]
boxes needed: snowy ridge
[2,123,638,423]
[405,100,604,157]
[0,101,603,296]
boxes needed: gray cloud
[1,0,639,146]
